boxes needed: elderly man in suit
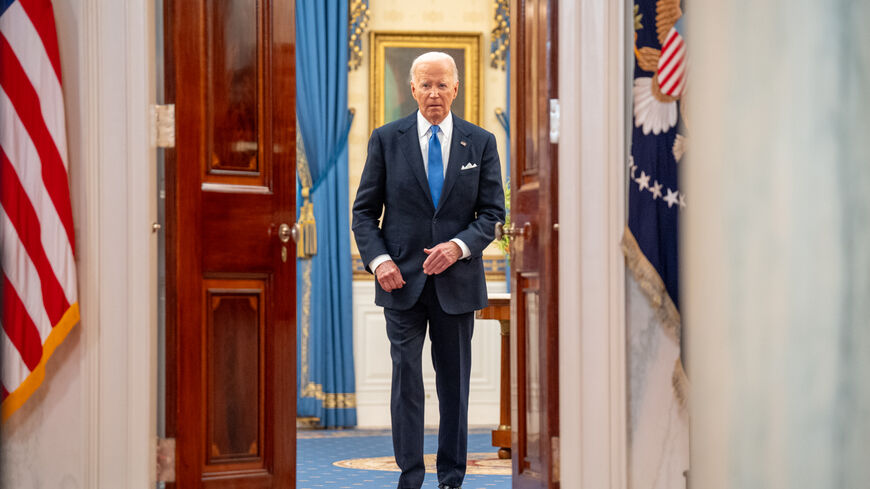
[352,51,505,489]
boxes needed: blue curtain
[295,0,356,427]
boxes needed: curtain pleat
[295,0,356,428]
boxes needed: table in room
[475,292,511,459]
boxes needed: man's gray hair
[409,52,459,84]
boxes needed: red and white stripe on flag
[656,26,687,98]
[0,0,79,422]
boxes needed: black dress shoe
[438,484,461,489]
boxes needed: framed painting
[369,31,482,131]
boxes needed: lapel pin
[460,140,467,147]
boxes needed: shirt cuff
[450,238,471,260]
[369,254,392,273]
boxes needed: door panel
[165,1,297,488]
[206,0,262,178]
[510,0,559,488]
[205,279,265,467]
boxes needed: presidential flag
[0,0,79,422]
[624,0,686,372]
[623,1,690,485]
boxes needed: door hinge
[152,104,176,148]
[551,435,560,483]
[156,437,176,483]
[549,99,560,144]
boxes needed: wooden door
[510,0,560,488]
[164,1,297,488]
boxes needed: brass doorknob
[495,222,525,241]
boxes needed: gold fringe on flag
[672,357,689,411]
[622,226,689,411]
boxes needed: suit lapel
[397,115,435,211]
[436,115,469,214]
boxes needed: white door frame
[76,0,158,487]
[67,0,632,487]
[558,0,629,487]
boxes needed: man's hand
[375,260,406,292]
[422,242,462,275]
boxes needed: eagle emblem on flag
[632,0,687,137]
[657,20,687,98]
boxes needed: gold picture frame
[369,31,482,131]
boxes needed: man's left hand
[422,242,462,275]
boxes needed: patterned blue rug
[297,428,512,489]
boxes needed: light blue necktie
[428,125,443,207]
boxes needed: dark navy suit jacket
[352,112,506,314]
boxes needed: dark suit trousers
[384,277,474,489]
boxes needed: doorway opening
[157,1,561,488]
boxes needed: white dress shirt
[417,109,452,178]
[369,111,471,274]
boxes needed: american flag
[0,0,78,422]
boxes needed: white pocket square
[460,162,478,170]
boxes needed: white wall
[685,1,870,487]
[0,1,157,488]
[0,328,85,488]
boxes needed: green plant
[495,181,510,263]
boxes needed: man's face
[410,59,459,125]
